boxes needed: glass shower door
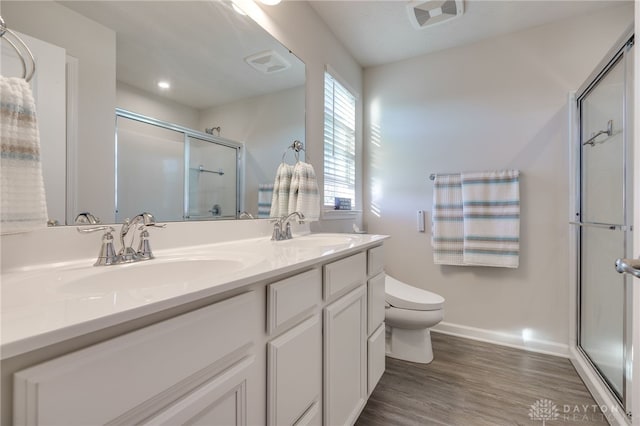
[578,51,629,404]
[186,136,239,220]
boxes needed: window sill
[321,209,362,220]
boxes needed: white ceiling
[59,1,305,110]
[308,0,631,67]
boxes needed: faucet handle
[271,222,282,241]
[137,222,167,231]
[137,229,154,260]
[77,225,115,234]
[284,222,293,239]
[76,226,118,266]
[95,230,118,266]
[135,222,165,260]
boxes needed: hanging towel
[431,174,465,265]
[461,170,520,268]
[288,161,320,221]
[258,183,274,218]
[270,163,294,218]
[0,77,48,234]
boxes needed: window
[324,71,356,209]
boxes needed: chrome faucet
[74,212,101,225]
[272,212,305,241]
[78,212,165,266]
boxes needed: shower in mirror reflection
[1,0,306,224]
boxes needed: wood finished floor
[356,332,611,426]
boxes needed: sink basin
[2,253,263,308]
[59,257,246,295]
[278,234,358,249]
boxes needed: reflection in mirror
[1,0,305,224]
[115,110,241,222]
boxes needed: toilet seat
[385,275,444,311]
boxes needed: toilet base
[385,326,434,364]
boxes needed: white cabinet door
[323,285,367,426]
[267,314,322,426]
[367,323,386,395]
[142,355,255,426]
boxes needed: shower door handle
[615,258,640,278]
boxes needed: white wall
[3,1,116,224]
[237,0,363,230]
[199,86,305,216]
[116,82,200,130]
[363,4,634,353]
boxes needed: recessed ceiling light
[260,0,281,5]
[157,81,170,90]
[231,2,247,15]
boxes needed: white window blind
[324,71,356,208]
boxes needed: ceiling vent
[244,50,290,74]
[407,0,464,29]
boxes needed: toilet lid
[385,275,444,311]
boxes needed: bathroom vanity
[1,230,387,426]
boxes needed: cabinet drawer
[14,291,260,426]
[323,252,366,301]
[368,245,384,277]
[367,323,386,395]
[268,269,322,336]
[368,272,385,336]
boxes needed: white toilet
[385,275,445,364]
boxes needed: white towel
[461,170,520,268]
[431,174,465,265]
[288,161,320,221]
[258,183,273,218]
[270,163,294,218]
[0,77,48,234]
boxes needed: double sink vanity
[1,223,388,426]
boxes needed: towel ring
[281,140,307,164]
[0,16,36,82]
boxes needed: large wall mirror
[2,1,305,225]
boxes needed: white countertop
[1,233,387,360]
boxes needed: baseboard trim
[432,322,569,358]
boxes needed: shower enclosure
[115,109,243,222]
[572,28,634,422]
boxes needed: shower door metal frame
[574,28,635,418]
[115,108,244,221]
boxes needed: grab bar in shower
[191,165,224,175]
[582,120,613,146]
[569,221,630,231]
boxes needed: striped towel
[431,174,464,265]
[258,183,274,218]
[1,77,48,234]
[461,170,520,268]
[288,161,320,221]
[270,163,294,218]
